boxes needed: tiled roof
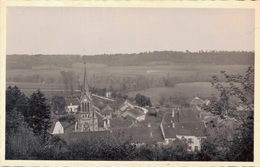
[111,124,164,143]
[65,98,80,106]
[110,117,133,128]
[60,121,75,133]
[163,108,202,123]
[162,122,206,139]
[100,105,114,116]
[127,108,145,117]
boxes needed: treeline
[7,51,254,70]
[83,51,254,66]
[6,54,80,69]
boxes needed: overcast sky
[7,7,254,55]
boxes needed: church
[74,62,107,132]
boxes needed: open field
[6,80,219,102]
[7,63,251,79]
[6,62,251,100]
[127,82,219,103]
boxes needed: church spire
[81,62,91,99]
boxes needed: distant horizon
[7,7,254,55]
[6,49,255,56]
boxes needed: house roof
[190,97,205,106]
[162,122,206,139]
[60,121,75,133]
[110,117,134,128]
[111,124,164,143]
[65,98,80,106]
[127,108,145,117]
[100,105,114,116]
[163,108,202,123]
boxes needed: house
[121,108,146,122]
[110,116,136,129]
[115,100,135,116]
[65,98,80,113]
[162,107,202,123]
[51,121,64,134]
[50,121,75,134]
[99,105,114,119]
[190,97,209,111]
[105,91,112,98]
[160,122,206,151]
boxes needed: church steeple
[81,62,91,100]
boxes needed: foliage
[50,95,66,114]
[134,93,151,107]
[60,70,79,94]
[5,86,67,160]
[201,66,254,161]
[26,90,51,140]
[58,114,76,124]
[6,86,29,134]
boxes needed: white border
[0,0,259,166]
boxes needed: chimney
[103,120,107,129]
[172,109,175,117]
[107,119,110,128]
[148,123,151,128]
[172,123,175,128]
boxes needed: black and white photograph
[1,1,259,164]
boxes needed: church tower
[75,62,98,132]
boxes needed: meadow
[6,62,251,103]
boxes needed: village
[49,63,238,152]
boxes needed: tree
[50,95,66,115]
[134,93,151,107]
[6,86,29,134]
[60,71,69,93]
[27,90,51,141]
[202,66,254,161]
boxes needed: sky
[6,7,255,55]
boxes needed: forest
[7,51,254,69]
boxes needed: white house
[65,98,80,113]
[51,121,64,134]
[105,91,112,98]
[160,122,206,151]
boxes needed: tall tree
[50,95,66,115]
[135,93,151,107]
[6,86,29,134]
[27,90,51,141]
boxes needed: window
[188,146,192,150]
[195,146,199,152]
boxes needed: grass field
[127,82,219,103]
[6,63,251,101]
[7,63,250,79]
